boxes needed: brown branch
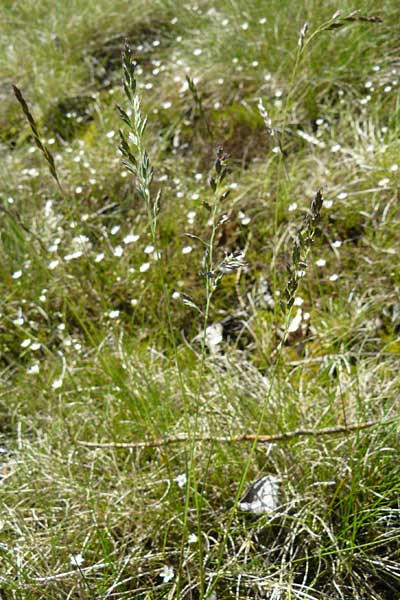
[77,418,396,449]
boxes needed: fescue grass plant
[1,1,400,599]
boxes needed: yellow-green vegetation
[1,1,399,598]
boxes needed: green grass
[1,1,400,598]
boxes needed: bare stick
[77,418,396,449]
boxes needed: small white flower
[331,144,341,153]
[238,211,251,225]
[106,130,115,139]
[113,246,123,257]
[332,240,342,248]
[109,310,120,319]
[378,178,390,187]
[329,273,339,282]
[161,101,172,110]
[337,192,347,200]
[323,199,333,209]
[48,260,59,270]
[174,473,187,488]
[31,342,41,351]
[160,565,174,583]
[110,225,120,235]
[288,202,298,212]
[241,22,249,30]
[27,364,40,374]
[140,262,150,273]
[182,246,193,255]
[188,533,198,544]
[293,296,304,306]
[123,234,139,245]
[316,258,326,267]
[390,164,398,172]
[193,48,202,56]
[130,299,138,306]
[288,309,302,333]
[94,253,104,263]
[64,251,83,261]
[144,245,155,254]
[12,270,22,280]
[75,186,83,194]
[172,291,180,300]
[52,378,63,390]
[70,553,84,567]
[21,339,31,348]
[13,317,25,326]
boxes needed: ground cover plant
[0,0,400,598]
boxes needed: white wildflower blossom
[64,251,83,261]
[123,234,139,245]
[140,262,150,273]
[160,565,174,583]
[70,554,84,567]
[288,309,303,333]
[174,473,187,488]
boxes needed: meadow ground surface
[0,0,400,598]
